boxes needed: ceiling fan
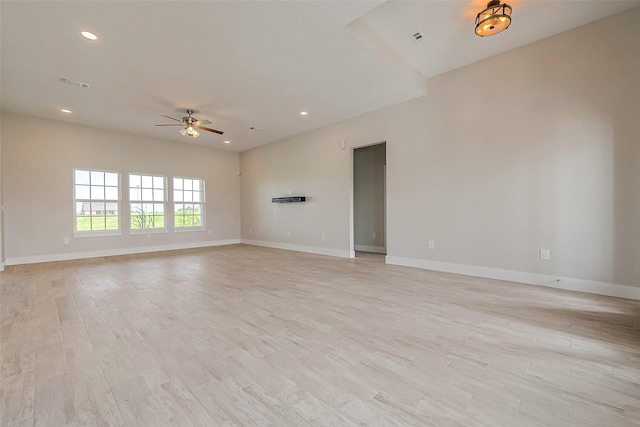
[155,109,223,137]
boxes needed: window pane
[174,204,183,227]
[129,174,141,188]
[131,208,146,228]
[193,180,201,191]
[184,191,193,202]
[91,186,104,199]
[153,189,164,201]
[76,185,90,199]
[173,178,183,190]
[106,203,118,214]
[131,215,142,229]
[91,171,104,185]
[141,175,153,188]
[130,188,140,201]
[193,191,201,202]
[105,187,118,200]
[153,176,164,188]
[174,190,183,202]
[75,170,90,185]
[105,173,118,186]
[154,203,164,214]
[142,188,153,201]
[91,216,106,230]
[106,215,118,230]
[76,216,90,231]
[184,179,193,191]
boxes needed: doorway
[352,142,386,258]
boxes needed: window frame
[173,176,206,231]
[73,168,122,236]
[128,173,168,233]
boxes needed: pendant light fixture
[475,0,512,37]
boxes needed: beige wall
[240,126,352,256]
[240,9,640,289]
[1,112,241,263]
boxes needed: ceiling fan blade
[198,126,224,135]
[155,124,183,126]
[195,119,212,125]
[161,115,183,122]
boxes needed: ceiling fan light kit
[155,109,223,139]
[475,0,512,37]
[185,126,199,137]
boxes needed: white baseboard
[386,256,640,301]
[7,242,636,301]
[4,239,241,267]
[0,262,4,272]
[241,239,351,258]
[354,245,386,254]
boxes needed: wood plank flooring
[1,244,640,426]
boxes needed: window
[74,169,120,232]
[173,177,205,229]
[129,174,166,230]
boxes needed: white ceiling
[2,1,638,152]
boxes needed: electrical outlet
[63,237,70,245]
[428,240,435,250]
[540,249,550,260]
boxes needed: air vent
[410,32,425,43]
[58,77,90,89]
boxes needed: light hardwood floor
[1,244,640,426]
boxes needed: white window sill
[130,229,169,235]
[174,227,207,233]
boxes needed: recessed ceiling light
[81,31,98,41]
[224,140,231,144]
[60,109,72,114]
[299,111,309,117]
